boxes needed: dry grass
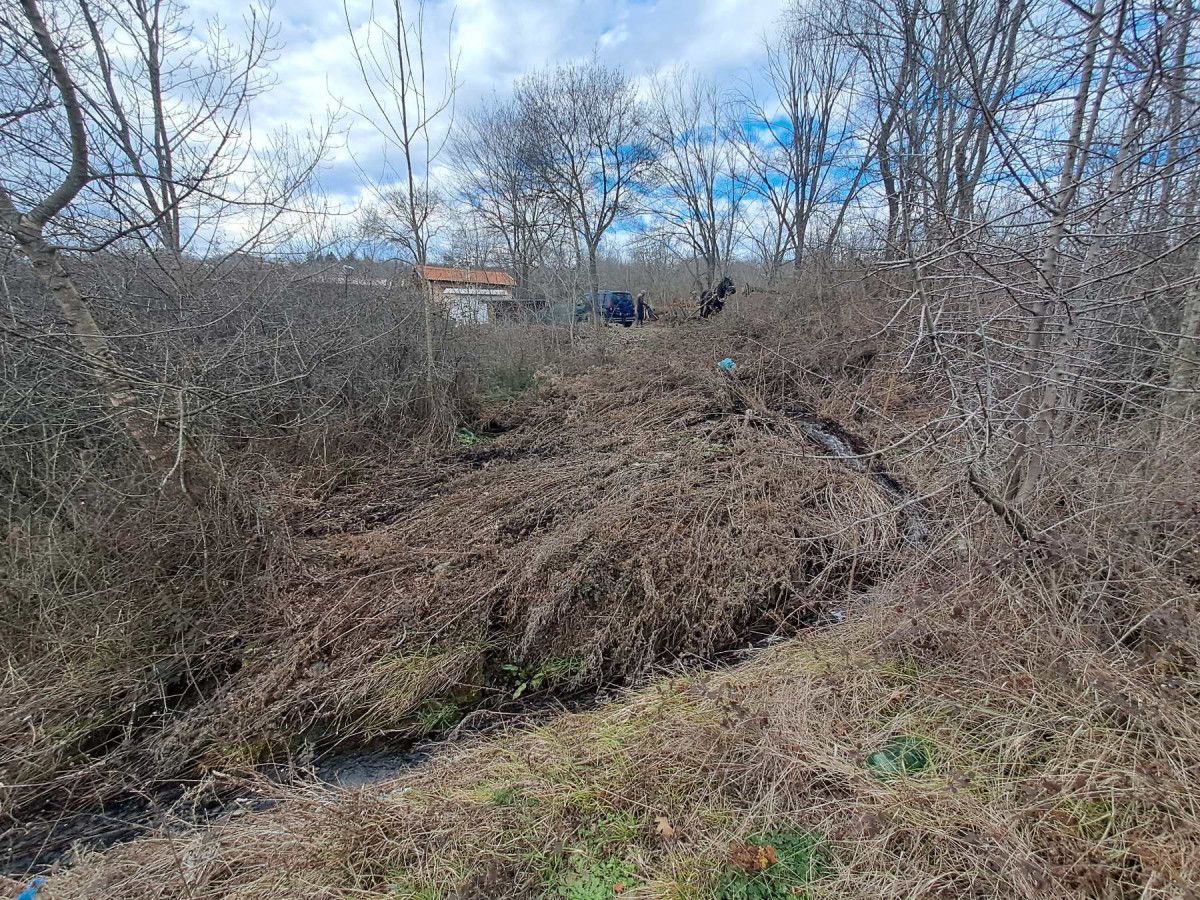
[147,325,915,760]
[9,311,1200,899]
[2,316,916,862]
[40,482,1200,898]
[0,470,269,837]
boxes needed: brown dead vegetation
[10,306,1198,898]
[2,313,923,863]
[37,465,1200,897]
[139,323,918,755]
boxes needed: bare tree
[0,0,220,502]
[449,96,562,287]
[830,0,921,253]
[77,0,277,263]
[344,0,457,401]
[0,0,334,505]
[853,0,1200,515]
[994,0,1109,500]
[513,60,654,305]
[736,13,862,277]
[938,0,1028,231]
[360,184,447,267]
[645,70,746,290]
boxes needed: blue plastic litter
[17,878,46,900]
[717,357,736,373]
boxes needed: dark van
[576,290,636,326]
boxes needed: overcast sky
[188,0,789,209]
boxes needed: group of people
[629,276,737,325]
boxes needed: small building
[414,265,517,323]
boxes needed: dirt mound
[43,513,1200,898]
[4,326,929,871]
[178,336,915,754]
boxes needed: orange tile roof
[415,265,516,287]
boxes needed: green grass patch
[542,810,645,898]
[550,855,640,899]
[714,831,826,900]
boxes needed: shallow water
[790,411,929,547]
[314,746,433,789]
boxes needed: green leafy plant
[542,810,643,898]
[715,831,825,900]
[551,855,639,900]
[454,427,488,446]
[500,657,583,699]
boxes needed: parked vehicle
[576,290,636,326]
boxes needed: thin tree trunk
[587,243,602,332]
[422,277,437,395]
[1165,262,1200,419]
[16,231,216,503]
[1002,0,1107,502]
[1155,0,1193,239]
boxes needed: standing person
[636,292,651,326]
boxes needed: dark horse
[698,276,736,318]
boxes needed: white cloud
[184,0,788,211]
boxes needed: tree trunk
[879,145,901,254]
[1155,0,1193,240]
[587,243,602,332]
[421,276,437,394]
[15,230,218,505]
[1002,0,1106,503]
[1165,263,1200,419]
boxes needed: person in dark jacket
[698,276,736,318]
[635,292,653,326]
